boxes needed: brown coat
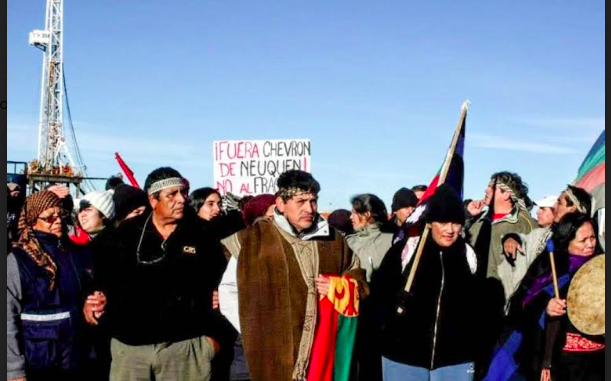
[237,220,365,381]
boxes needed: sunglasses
[37,214,62,224]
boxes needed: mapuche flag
[575,130,605,193]
[403,102,468,229]
[307,276,360,381]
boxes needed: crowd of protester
[6,168,605,381]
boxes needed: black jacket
[94,213,228,346]
[205,210,246,241]
[374,236,484,370]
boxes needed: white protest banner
[213,139,312,196]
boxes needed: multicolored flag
[307,276,360,381]
[575,131,605,193]
[404,101,468,227]
[575,130,606,249]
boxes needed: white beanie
[77,190,116,220]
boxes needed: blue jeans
[382,357,475,381]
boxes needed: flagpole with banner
[402,100,470,298]
[115,152,141,189]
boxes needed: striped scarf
[13,191,63,290]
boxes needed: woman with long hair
[488,213,604,381]
[346,194,396,381]
[348,193,396,281]
[189,188,245,240]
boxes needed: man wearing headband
[89,167,227,381]
[237,170,366,381]
[500,186,592,300]
[554,185,592,220]
[466,172,536,304]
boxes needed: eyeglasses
[37,214,62,224]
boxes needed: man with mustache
[90,167,228,381]
[237,170,367,381]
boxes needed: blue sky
[7,0,605,211]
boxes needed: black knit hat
[424,184,465,225]
[113,184,149,221]
[106,175,125,191]
[392,188,419,213]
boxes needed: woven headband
[278,187,317,200]
[565,188,587,214]
[147,177,185,196]
[493,180,529,213]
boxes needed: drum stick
[547,240,561,299]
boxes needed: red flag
[115,152,141,189]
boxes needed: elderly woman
[7,191,93,381]
[506,213,604,381]
[376,185,483,381]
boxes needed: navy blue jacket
[7,232,93,377]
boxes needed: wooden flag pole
[403,101,470,294]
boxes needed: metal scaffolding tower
[30,0,70,172]
[25,0,100,193]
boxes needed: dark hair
[411,185,428,193]
[239,196,255,211]
[351,194,395,233]
[277,170,321,201]
[189,188,221,215]
[144,167,183,199]
[564,185,592,216]
[61,195,75,220]
[106,176,125,191]
[553,213,598,273]
[328,209,355,236]
[242,194,276,227]
[491,171,532,208]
